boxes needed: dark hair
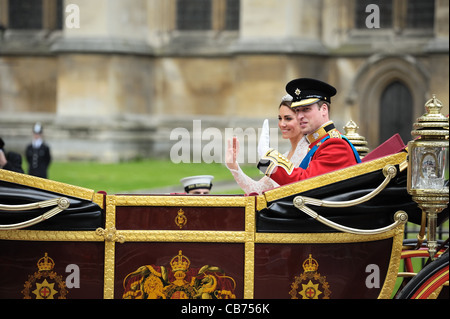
[279,100,292,108]
[318,100,330,112]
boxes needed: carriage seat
[0,179,104,231]
[256,134,448,233]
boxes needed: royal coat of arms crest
[122,250,237,299]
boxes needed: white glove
[257,119,270,159]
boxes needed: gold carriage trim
[0,169,104,208]
[259,149,294,177]
[1,151,408,299]
[263,151,407,202]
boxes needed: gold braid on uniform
[257,149,294,177]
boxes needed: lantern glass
[410,144,449,190]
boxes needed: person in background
[180,175,214,195]
[25,123,52,178]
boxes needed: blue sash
[299,135,361,169]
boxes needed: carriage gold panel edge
[0,150,411,299]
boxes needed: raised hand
[225,136,239,170]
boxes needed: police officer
[25,123,52,178]
[257,78,361,186]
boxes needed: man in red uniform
[257,78,361,186]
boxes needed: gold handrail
[293,165,408,235]
[0,197,70,230]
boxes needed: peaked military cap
[286,78,337,108]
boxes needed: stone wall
[0,0,448,163]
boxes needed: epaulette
[328,129,342,139]
[257,149,294,177]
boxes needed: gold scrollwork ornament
[175,209,188,229]
[96,227,125,243]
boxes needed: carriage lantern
[407,95,449,260]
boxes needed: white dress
[227,137,309,194]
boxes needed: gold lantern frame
[406,95,449,260]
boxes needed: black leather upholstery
[257,167,448,233]
[0,180,104,231]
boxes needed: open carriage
[0,101,448,300]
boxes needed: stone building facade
[0,0,448,163]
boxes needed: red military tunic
[257,121,361,186]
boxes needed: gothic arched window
[379,81,413,144]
